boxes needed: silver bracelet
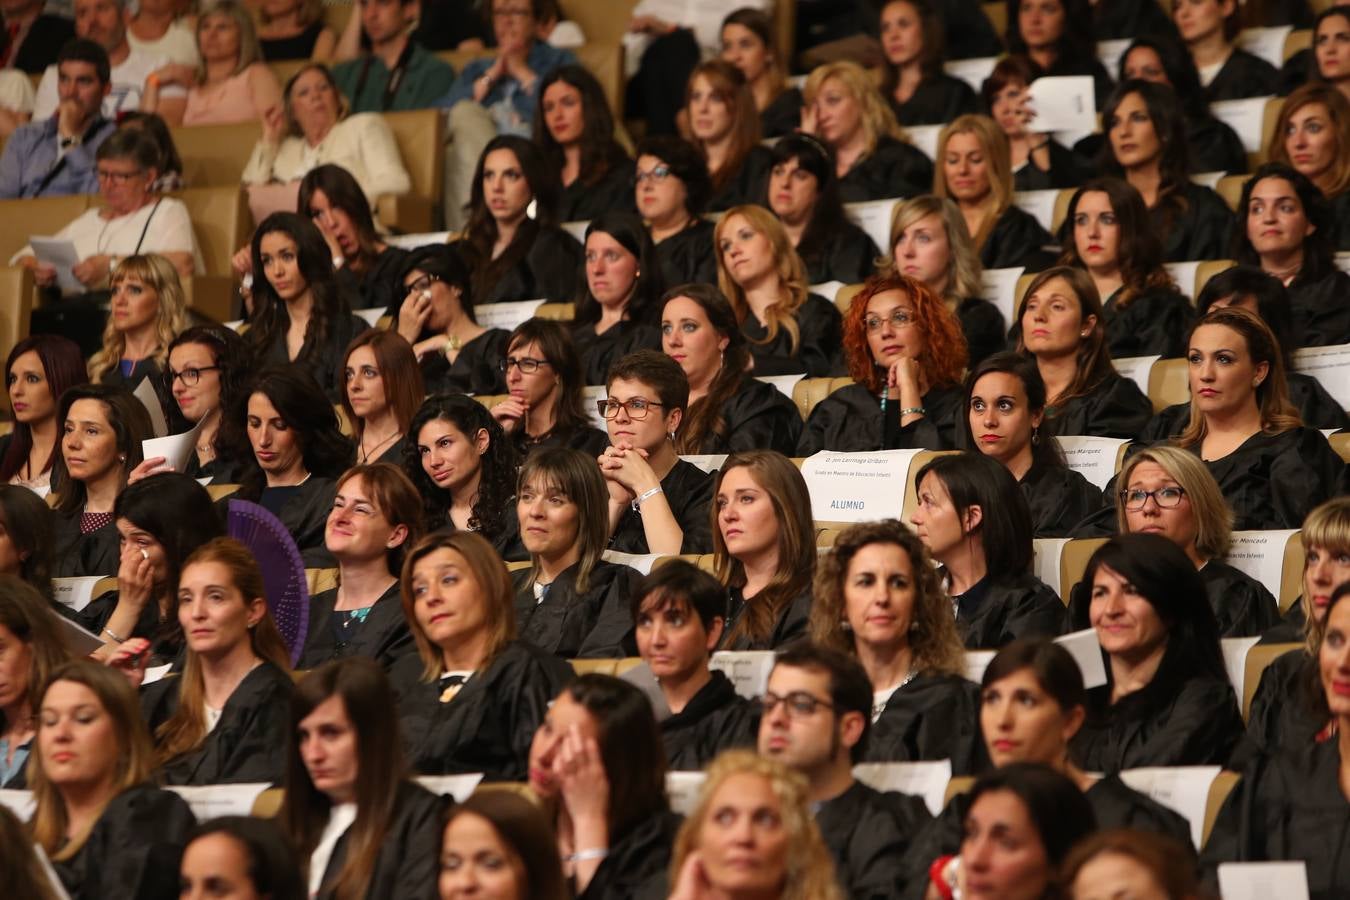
[566,847,609,862]
[631,485,663,511]
[102,625,126,643]
[899,406,926,416]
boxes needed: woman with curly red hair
[797,272,967,454]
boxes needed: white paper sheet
[1209,96,1275,153]
[1112,355,1160,396]
[843,199,900,256]
[1236,25,1294,70]
[141,416,209,475]
[1057,436,1130,490]
[710,650,776,699]
[167,783,272,819]
[907,124,943,162]
[755,373,805,399]
[1033,537,1070,599]
[472,299,546,331]
[666,771,708,817]
[1224,530,1299,600]
[1164,260,1204,298]
[143,662,173,685]
[1221,636,1262,702]
[1118,766,1221,849]
[132,376,168,438]
[561,220,590,244]
[600,549,664,576]
[679,454,729,473]
[0,788,35,819]
[35,843,72,900]
[51,576,105,614]
[800,449,926,523]
[1096,39,1132,79]
[353,306,386,327]
[944,56,999,93]
[1012,190,1060,233]
[29,236,82,295]
[1336,252,1350,276]
[964,650,996,683]
[416,773,484,801]
[1292,343,1350,410]
[1026,76,1097,134]
[224,319,244,332]
[809,280,847,303]
[582,384,608,428]
[853,760,953,816]
[980,266,1026,329]
[1190,170,1226,190]
[1056,628,1107,689]
[1218,862,1310,900]
[384,231,451,250]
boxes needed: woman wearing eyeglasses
[600,351,713,556]
[636,136,718,289]
[164,325,254,484]
[491,319,609,460]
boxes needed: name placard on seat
[1223,530,1300,599]
[1113,355,1161,396]
[1218,862,1309,900]
[473,299,545,331]
[416,773,484,802]
[1210,96,1275,153]
[981,266,1026,329]
[51,576,104,613]
[800,449,927,523]
[709,650,776,699]
[0,788,34,820]
[842,199,900,255]
[679,455,728,474]
[1221,636,1263,703]
[853,760,953,816]
[1119,766,1222,849]
[756,373,805,399]
[1057,436,1130,490]
[1013,189,1060,233]
[1292,343,1350,409]
[666,771,707,816]
[167,783,272,820]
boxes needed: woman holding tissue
[0,334,88,493]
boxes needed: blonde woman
[1267,82,1350,251]
[800,60,933,203]
[30,660,195,899]
[668,750,844,900]
[714,204,843,378]
[883,195,1005,366]
[935,114,1052,271]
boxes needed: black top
[257,476,339,568]
[980,205,1054,272]
[52,783,195,900]
[708,144,774,213]
[510,560,640,658]
[1199,560,1281,638]
[1102,286,1195,359]
[1196,427,1345,530]
[11,14,75,75]
[256,311,370,403]
[314,781,446,900]
[653,218,717,288]
[955,297,1007,368]
[607,458,714,554]
[1143,374,1350,438]
[573,320,662,387]
[1154,182,1234,263]
[512,421,610,460]
[1093,0,1177,41]
[659,669,755,771]
[420,327,510,396]
[1046,371,1153,440]
[799,219,880,285]
[560,160,636,222]
[141,660,296,785]
[797,382,965,455]
[1014,139,1094,192]
[52,511,119,578]
[838,136,934,204]
[389,640,575,779]
[578,810,681,900]
[344,245,408,318]
[465,226,583,304]
[741,293,845,378]
[1234,647,1323,769]
[888,74,980,126]
[761,86,803,137]
[1020,463,1103,538]
[1331,190,1350,252]
[99,359,184,434]
[298,582,414,671]
[954,571,1065,650]
[1288,268,1350,348]
[260,21,327,61]
[1186,114,1248,175]
[685,374,803,456]
[1204,48,1281,103]
[865,671,987,776]
[936,0,1003,59]
[817,780,933,900]
[76,589,180,662]
[720,585,813,652]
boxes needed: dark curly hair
[634,135,713,217]
[403,395,520,535]
[841,272,967,393]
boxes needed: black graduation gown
[1019,463,1104,538]
[800,220,880,286]
[708,145,774,213]
[1288,268,1350,348]
[741,293,845,378]
[838,136,934,204]
[980,205,1054,272]
[1204,49,1281,103]
[259,476,339,568]
[889,74,980,126]
[184,450,250,486]
[687,374,803,456]
[1289,373,1349,431]
[469,226,583,304]
[865,672,987,776]
[510,560,640,658]
[1014,139,1094,192]
[761,87,803,137]
[1102,286,1195,359]
[936,0,1003,59]
[343,245,408,318]
[1040,53,1116,109]
[559,161,636,222]
[1070,675,1245,773]
[512,422,611,460]
[955,297,1007,368]
[52,512,119,578]
[1154,182,1234,263]
[578,810,682,900]
[52,783,195,900]
[954,571,1065,650]
[297,582,414,671]
[1093,0,1177,40]
[314,781,445,900]
[797,382,965,455]
[720,586,813,652]
[419,328,509,396]
[573,320,662,387]
[257,312,370,404]
[1199,427,1345,530]
[141,660,296,785]
[817,780,932,900]
[1202,739,1350,900]
[1186,114,1248,176]
[654,219,717,289]
[1047,372,1153,439]
[1331,190,1350,252]
[607,459,714,554]
[1233,647,1324,769]
[389,640,575,779]
[75,589,176,659]
[1199,560,1281,638]
[660,670,756,771]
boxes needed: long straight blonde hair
[87,254,189,383]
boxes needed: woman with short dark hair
[637,135,718,288]
[572,211,664,387]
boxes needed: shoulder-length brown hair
[1058,177,1175,310]
[1267,82,1350,197]
[1013,266,1115,405]
[666,283,753,454]
[809,519,966,677]
[50,384,153,517]
[881,194,984,302]
[339,330,425,444]
[684,59,762,194]
[715,204,809,354]
[712,451,816,648]
[934,115,1012,250]
[444,792,568,900]
[0,576,71,732]
[1175,307,1301,450]
[29,660,158,859]
[280,658,407,900]
[517,448,609,594]
[841,272,968,394]
[400,530,515,681]
[155,538,292,767]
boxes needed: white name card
[965,629,1105,688]
[1221,636,1262,702]
[473,299,546,331]
[1190,170,1226,190]
[1119,766,1221,849]
[167,783,272,820]
[1236,25,1294,70]
[709,650,776,699]
[51,576,105,613]
[1164,260,1205,299]
[582,384,608,428]
[808,280,847,303]
[560,220,590,244]
[416,773,484,801]
[853,760,953,816]
[800,449,925,523]
[1112,355,1161,396]
[1292,343,1350,410]
[1096,39,1131,79]
[133,376,168,438]
[944,56,998,93]
[1224,530,1299,600]
[1209,97,1275,153]
[1026,76,1096,136]
[600,550,663,576]
[843,199,900,257]
[1218,862,1310,900]
[353,306,386,328]
[385,231,451,250]
[1033,537,1070,598]
[981,266,1026,329]
[0,788,34,820]
[907,124,943,162]
[755,373,805,399]
[1057,436,1129,490]
[223,319,244,332]
[1013,189,1060,234]
[679,454,729,474]
[964,650,996,683]
[666,771,708,817]
[1336,252,1350,276]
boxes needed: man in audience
[0,38,112,198]
[331,0,454,112]
[31,0,183,121]
[757,643,932,899]
[0,0,74,74]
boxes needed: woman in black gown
[683,60,773,213]
[164,325,254,484]
[635,136,718,288]
[798,271,968,454]
[719,8,801,138]
[1005,0,1115,106]
[340,330,423,467]
[0,335,87,495]
[809,519,985,774]
[572,211,664,387]
[663,284,802,456]
[534,64,634,223]
[454,135,583,305]
[1267,83,1350,252]
[491,318,609,459]
[985,55,1094,192]
[299,164,408,318]
[1172,0,1279,102]
[962,352,1103,538]
[878,0,979,126]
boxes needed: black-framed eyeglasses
[1118,486,1187,510]
[499,356,551,374]
[597,397,665,420]
[863,309,914,333]
[753,691,835,718]
[163,365,221,387]
[635,164,673,184]
[96,168,144,185]
[405,273,440,295]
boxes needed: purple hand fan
[227,499,310,666]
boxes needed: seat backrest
[1331,431,1350,464]
[835,283,865,317]
[0,194,92,262]
[1202,771,1241,850]
[573,42,625,123]
[981,2,1007,36]
[1059,538,1109,602]
[251,786,285,817]
[1147,357,1189,413]
[474,393,507,411]
[790,376,854,421]
[1257,96,1284,168]
[206,483,240,501]
[383,108,445,204]
[1195,259,1236,298]
[171,186,249,277]
[1278,531,1305,614]
[1215,175,1248,212]
[1052,188,1076,234]
[571,658,619,676]
[560,0,637,46]
[305,567,340,595]
[1243,642,1301,720]
[1285,28,1313,61]
[172,121,264,187]
[536,302,576,321]
[0,267,32,413]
